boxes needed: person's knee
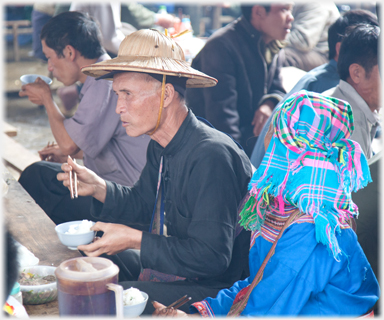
[19,162,43,187]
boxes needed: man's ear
[63,45,76,61]
[252,5,267,20]
[334,42,342,60]
[163,83,175,108]
[349,63,365,84]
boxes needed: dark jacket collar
[236,16,262,42]
[156,109,197,157]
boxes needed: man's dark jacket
[91,110,253,288]
[186,17,286,156]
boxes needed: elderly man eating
[57,29,253,314]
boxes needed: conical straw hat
[81,29,217,88]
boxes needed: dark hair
[4,229,19,302]
[40,11,105,59]
[337,24,379,81]
[241,4,271,22]
[328,9,378,60]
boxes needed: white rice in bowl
[65,220,93,234]
[123,287,145,306]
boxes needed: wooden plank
[3,170,81,316]
[2,133,40,173]
[4,28,33,35]
[4,20,31,28]
[3,121,18,137]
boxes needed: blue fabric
[288,59,339,95]
[190,222,380,316]
[244,91,372,260]
[250,60,339,168]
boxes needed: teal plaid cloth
[240,90,372,260]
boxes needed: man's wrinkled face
[42,40,78,86]
[113,72,162,137]
[358,64,381,112]
[260,3,294,43]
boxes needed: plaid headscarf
[240,90,372,260]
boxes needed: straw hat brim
[81,55,217,88]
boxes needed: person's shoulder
[203,20,239,47]
[322,85,338,97]
[193,121,249,161]
[83,74,113,93]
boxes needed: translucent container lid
[55,257,119,282]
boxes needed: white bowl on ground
[123,290,148,317]
[20,74,53,86]
[19,265,57,305]
[55,220,95,250]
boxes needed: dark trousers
[19,161,94,225]
[32,10,51,61]
[96,250,226,315]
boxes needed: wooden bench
[4,20,33,62]
[3,169,81,316]
[2,133,40,178]
[3,121,18,137]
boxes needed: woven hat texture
[82,29,217,88]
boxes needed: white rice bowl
[123,287,145,306]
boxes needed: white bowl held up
[20,74,53,86]
[19,265,57,305]
[123,291,148,317]
[55,220,95,250]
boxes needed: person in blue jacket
[153,90,380,317]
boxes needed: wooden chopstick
[166,295,191,310]
[68,156,74,199]
[73,159,78,198]
[43,141,56,161]
[172,296,191,309]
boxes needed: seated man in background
[282,3,340,71]
[323,23,380,159]
[57,28,253,315]
[250,9,379,168]
[186,3,293,156]
[154,91,380,316]
[18,12,150,225]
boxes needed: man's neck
[77,56,100,83]
[150,103,188,148]
[346,78,377,113]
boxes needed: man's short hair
[241,4,271,21]
[40,11,105,59]
[337,24,379,81]
[328,9,378,60]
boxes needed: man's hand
[19,77,52,106]
[57,156,107,202]
[152,301,188,317]
[39,144,68,163]
[251,100,275,136]
[77,222,142,256]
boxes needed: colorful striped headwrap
[239,90,372,260]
